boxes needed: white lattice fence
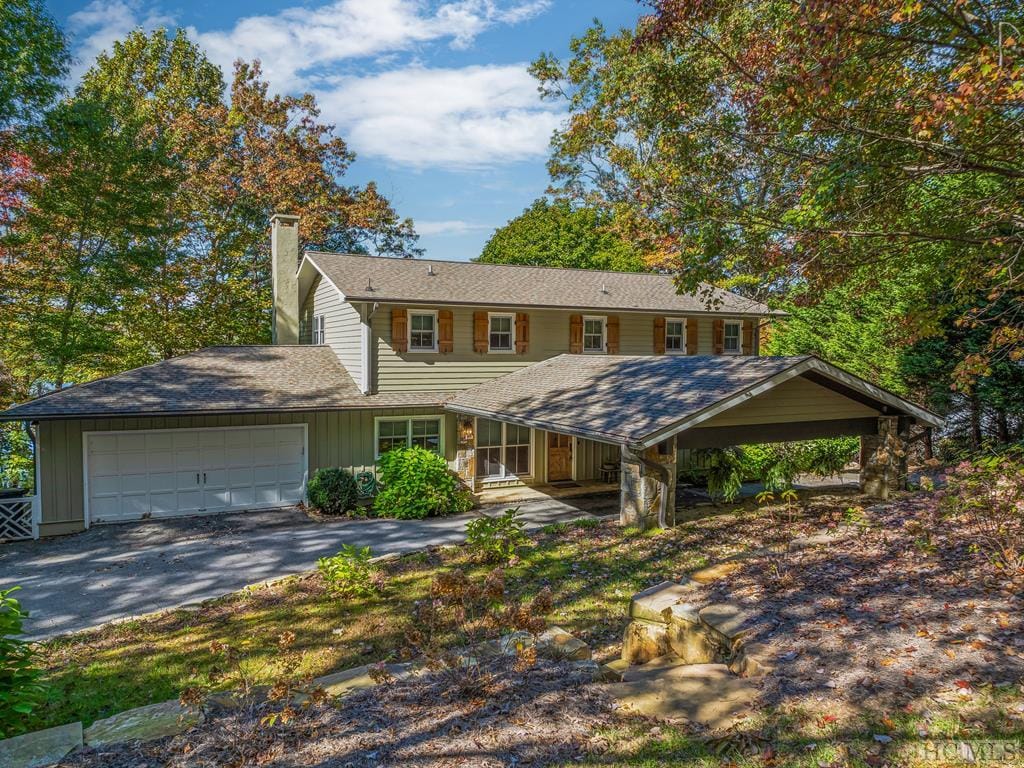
[0,496,38,541]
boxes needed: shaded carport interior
[445,354,943,528]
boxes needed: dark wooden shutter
[606,315,620,354]
[686,318,698,355]
[742,319,754,356]
[391,308,408,353]
[712,318,725,354]
[438,309,454,354]
[515,312,529,354]
[653,317,666,355]
[473,311,488,353]
[569,314,583,353]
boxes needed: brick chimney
[270,213,300,345]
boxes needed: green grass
[29,514,727,734]
[21,496,1024,767]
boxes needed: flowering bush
[373,446,473,519]
[941,451,1024,577]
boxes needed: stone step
[698,603,763,645]
[609,658,758,731]
[84,700,202,747]
[628,580,700,624]
[0,722,83,768]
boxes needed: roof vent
[600,282,609,294]
[427,264,435,276]
[365,277,373,291]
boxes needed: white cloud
[415,219,493,235]
[190,0,550,89]
[67,0,174,80]
[65,0,559,170]
[320,64,564,168]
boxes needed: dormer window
[312,314,326,345]
[723,320,742,354]
[488,313,514,352]
[583,316,606,353]
[409,310,438,352]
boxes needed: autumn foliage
[534,1,1024,381]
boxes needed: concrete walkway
[1,494,619,639]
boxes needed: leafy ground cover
[26,488,1024,767]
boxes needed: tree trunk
[969,396,983,450]
[922,427,933,461]
[996,410,1010,445]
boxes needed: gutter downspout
[360,302,379,395]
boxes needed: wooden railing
[0,495,38,541]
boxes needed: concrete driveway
[1,494,619,640]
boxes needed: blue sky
[44,0,643,260]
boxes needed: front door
[547,432,573,482]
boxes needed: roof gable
[445,354,942,445]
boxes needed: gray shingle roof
[446,354,811,444]
[0,346,449,420]
[305,251,778,316]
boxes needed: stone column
[860,416,909,498]
[620,438,677,530]
[454,416,477,492]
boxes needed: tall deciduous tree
[0,0,67,128]
[478,198,646,271]
[532,2,1024,378]
[76,29,421,365]
[2,99,177,390]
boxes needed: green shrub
[373,446,473,519]
[699,438,859,500]
[306,467,359,516]
[465,508,530,563]
[317,544,383,597]
[705,447,745,501]
[0,587,46,738]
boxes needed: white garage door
[85,425,307,524]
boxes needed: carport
[445,354,943,529]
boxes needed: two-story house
[0,214,940,539]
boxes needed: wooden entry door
[547,432,573,482]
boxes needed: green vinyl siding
[36,408,452,534]
[697,375,879,427]
[372,305,719,393]
[300,276,363,383]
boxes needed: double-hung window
[488,313,514,352]
[475,419,532,479]
[582,316,606,353]
[376,417,443,458]
[723,320,742,354]
[665,318,685,353]
[311,314,326,345]
[409,311,437,352]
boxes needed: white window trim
[722,318,743,355]
[582,315,607,354]
[312,313,326,345]
[374,415,445,460]
[487,312,516,354]
[665,316,687,355]
[474,418,534,481]
[407,309,439,353]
